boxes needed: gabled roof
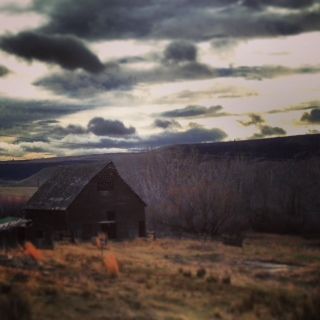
[25,161,111,211]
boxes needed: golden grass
[0,234,319,320]
[0,186,38,197]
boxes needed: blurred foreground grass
[0,234,319,320]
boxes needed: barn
[24,161,146,247]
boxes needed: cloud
[215,65,320,80]
[259,125,286,136]
[301,108,320,123]
[34,61,212,97]
[210,37,239,53]
[0,31,104,72]
[144,127,227,147]
[160,105,226,118]
[239,113,286,138]
[88,117,136,137]
[153,119,181,129]
[0,98,85,134]
[163,41,197,63]
[0,65,9,77]
[64,126,227,150]
[51,124,87,136]
[239,113,264,126]
[252,125,287,138]
[268,102,318,114]
[35,59,320,97]
[31,0,320,41]
[243,0,315,9]
[35,62,133,97]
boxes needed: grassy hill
[0,134,320,183]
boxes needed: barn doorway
[100,222,117,239]
[99,212,117,240]
[139,221,146,237]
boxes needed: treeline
[116,149,320,236]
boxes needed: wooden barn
[24,161,146,247]
[0,216,31,250]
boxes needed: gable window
[97,170,116,191]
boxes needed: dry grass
[0,187,38,197]
[0,234,319,320]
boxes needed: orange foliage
[24,241,44,262]
[103,253,119,277]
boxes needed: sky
[0,0,320,160]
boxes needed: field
[0,187,38,198]
[0,234,320,320]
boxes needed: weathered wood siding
[25,210,67,247]
[66,164,145,239]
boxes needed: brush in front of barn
[0,217,31,252]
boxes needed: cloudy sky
[0,0,320,160]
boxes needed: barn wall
[25,209,67,247]
[68,164,146,240]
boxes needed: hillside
[172,133,320,160]
[0,134,319,183]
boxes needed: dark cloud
[20,144,50,154]
[268,103,317,114]
[259,125,286,136]
[308,129,320,134]
[239,113,264,126]
[243,0,315,9]
[163,41,197,63]
[153,119,181,129]
[252,125,287,138]
[301,108,320,123]
[0,32,104,73]
[144,127,227,147]
[211,37,239,53]
[35,119,59,125]
[34,61,212,97]
[0,98,85,134]
[34,0,158,40]
[30,0,320,41]
[16,135,50,144]
[117,56,147,64]
[51,124,87,136]
[0,65,9,77]
[88,117,136,137]
[214,65,320,80]
[65,126,227,150]
[35,60,320,98]
[239,113,286,138]
[161,105,226,118]
[35,63,133,97]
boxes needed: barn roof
[25,161,111,211]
